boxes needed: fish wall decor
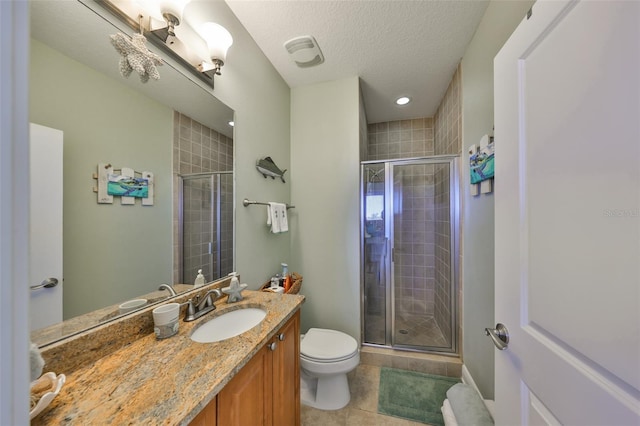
[256,157,287,183]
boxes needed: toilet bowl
[299,328,360,410]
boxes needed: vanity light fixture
[99,0,233,88]
[161,0,189,36]
[395,96,411,106]
[199,22,233,77]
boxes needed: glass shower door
[361,163,389,345]
[361,158,458,353]
[182,175,215,284]
[391,161,452,349]
[180,172,234,284]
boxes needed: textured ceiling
[226,0,489,123]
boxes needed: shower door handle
[485,323,509,350]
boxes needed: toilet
[299,328,360,410]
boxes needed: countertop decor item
[30,372,66,420]
[221,272,248,302]
[261,272,302,295]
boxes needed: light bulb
[200,22,233,62]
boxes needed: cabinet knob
[278,333,285,341]
[269,342,278,351]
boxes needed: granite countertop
[31,284,194,347]
[33,290,305,425]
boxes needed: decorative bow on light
[110,33,163,83]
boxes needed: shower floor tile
[364,313,449,348]
[395,313,448,348]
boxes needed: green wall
[30,39,173,319]
[202,1,292,287]
[290,77,362,338]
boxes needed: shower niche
[361,157,459,353]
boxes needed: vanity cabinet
[189,396,217,426]
[190,310,300,426]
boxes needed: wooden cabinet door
[217,345,273,426]
[272,312,300,426]
[189,396,217,426]
[195,310,301,426]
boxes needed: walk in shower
[179,172,233,283]
[361,157,458,353]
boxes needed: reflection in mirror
[29,0,235,347]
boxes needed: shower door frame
[179,171,233,284]
[360,155,460,354]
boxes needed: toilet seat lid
[301,328,358,361]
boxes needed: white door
[29,123,63,331]
[493,1,639,425]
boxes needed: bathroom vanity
[33,287,304,425]
[191,312,299,426]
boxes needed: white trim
[0,0,30,424]
[461,364,496,420]
[461,364,483,396]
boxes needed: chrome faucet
[158,283,177,297]
[183,289,222,322]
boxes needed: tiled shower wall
[365,68,462,349]
[172,112,234,284]
[433,64,462,347]
[434,164,452,345]
[366,117,435,161]
[366,119,438,340]
[393,163,436,317]
[434,65,462,156]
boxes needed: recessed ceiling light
[396,96,411,106]
[228,121,235,127]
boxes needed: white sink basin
[190,308,267,343]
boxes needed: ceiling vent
[284,36,324,68]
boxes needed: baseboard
[461,364,495,419]
[461,364,482,396]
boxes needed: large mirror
[29,0,235,346]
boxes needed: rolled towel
[446,383,494,426]
[441,399,458,426]
[30,342,45,382]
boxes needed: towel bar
[243,198,295,209]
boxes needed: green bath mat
[378,367,460,425]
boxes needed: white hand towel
[267,202,281,233]
[278,203,288,232]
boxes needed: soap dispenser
[222,272,248,303]
[194,269,205,288]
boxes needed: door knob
[268,342,278,351]
[278,333,285,341]
[485,323,509,350]
[30,277,59,291]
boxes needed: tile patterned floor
[394,313,448,348]
[301,364,432,426]
[364,313,448,348]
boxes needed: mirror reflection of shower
[179,172,233,284]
